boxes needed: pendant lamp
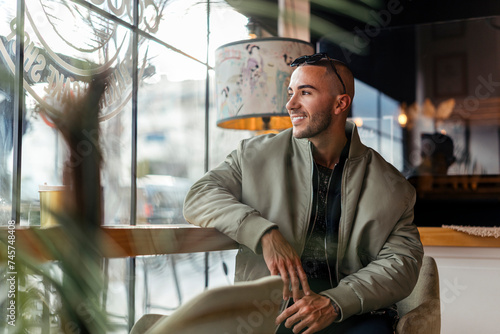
[215,37,314,131]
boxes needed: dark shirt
[301,139,350,293]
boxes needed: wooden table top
[1,225,499,262]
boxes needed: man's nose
[286,94,298,112]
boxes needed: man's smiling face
[286,65,340,140]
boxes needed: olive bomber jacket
[183,121,424,322]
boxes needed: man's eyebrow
[288,84,317,91]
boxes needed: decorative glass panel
[5,1,136,225]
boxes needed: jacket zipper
[336,158,348,283]
[300,142,315,256]
[324,170,334,289]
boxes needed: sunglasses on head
[290,53,346,95]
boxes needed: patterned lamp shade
[215,38,314,131]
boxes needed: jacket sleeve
[183,140,277,254]
[321,190,424,322]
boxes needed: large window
[351,79,404,170]
[0,0,251,226]
[0,1,249,332]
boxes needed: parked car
[136,175,192,225]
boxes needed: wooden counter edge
[100,226,500,253]
[417,227,500,247]
[1,226,499,262]
[99,225,239,257]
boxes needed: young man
[184,53,423,334]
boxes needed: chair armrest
[130,314,166,334]
[396,299,441,334]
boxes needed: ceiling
[228,0,500,41]
[226,0,500,104]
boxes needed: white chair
[132,257,441,334]
[396,255,441,334]
[130,275,283,334]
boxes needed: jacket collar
[345,120,368,161]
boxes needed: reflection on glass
[407,17,500,177]
[318,16,500,227]
[405,18,500,227]
[321,17,500,178]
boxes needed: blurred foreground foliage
[1,75,112,333]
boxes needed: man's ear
[334,94,352,115]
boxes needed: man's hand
[275,292,339,334]
[261,228,311,301]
